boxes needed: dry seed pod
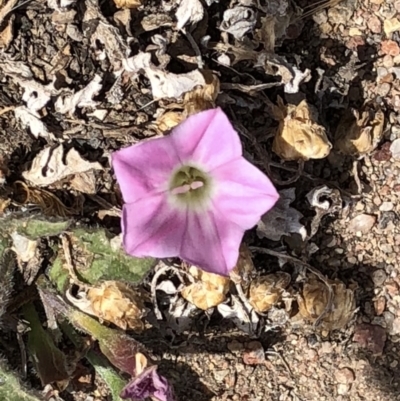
[181,265,230,310]
[87,281,147,332]
[248,272,291,313]
[229,243,254,286]
[335,106,384,157]
[272,98,332,161]
[297,277,355,331]
[156,110,184,133]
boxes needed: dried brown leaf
[181,265,230,310]
[272,98,332,161]
[114,0,141,9]
[22,145,102,187]
[335,106,385,156]
[70,171,97,194]
[248,273,291,313]
[183,70,220,116]
[155,111,184,133]
[87,281,147,331]
[297,277,355,331]
[0,14,13,48]
[229,243,254,285]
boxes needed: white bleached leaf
[0,59,57,112]
[284,66,312,94]
[257,188,306,241]
[220,6,257,40]
[22,145,102,187]
[55,75,102,114]
[14,107,53,140]
[123,52,152,74]
[145,67,206,99]
[176,0,204,30]
[47,0,77,10]
[11,232,38,263]
[217,295,259,336]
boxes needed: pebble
[391,317,400,336]
[367,15,382,33]
[379,201,394,212]
[353,323,387,355]
[376,82,391,97]
[381,40,400,56]
[372,269,387,286]
[390,139,400,160]
[348,214,376,233]
[334,367,355,384]
[384,18,400,36]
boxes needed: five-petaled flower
[112,108,279,275]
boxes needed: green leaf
[50,227,156,292]
[0,358,44,401]
[22,303,70,386]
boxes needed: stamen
[171,184,191,195]
[190,181,204,190]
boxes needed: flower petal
[121,366,176,401]
[122,194,186,258]
[112,136,180,203]
[180,210,244,275]
[212,158,279,229]
[171,108,242,170]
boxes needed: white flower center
[168,165,213,209]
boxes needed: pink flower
[112,108,279,275]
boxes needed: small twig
[266,349,293,377]
[234,282,254,314]
[0,106,15,116]
[61,234,88,288]
[250,247,334,329]
[181,28,203,69]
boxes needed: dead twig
[181,28,203,69]
[250,247,334,329]
[61,234,88,288]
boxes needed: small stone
[384,18,400,36]
[334,367,355,384]
[367,15,382,33]
[373,196,382,206]
[390,138,400,160]
[337,384,350,395]
[348,214,376,233]
[373,142,392,161]
[383,55,394,68]
[353,323,387,355]
[374,297,386,316]
[377,67,388,78]
[376,82,391,97]
[391,317,400,335]
[379,201,394,212]
[382,40,400,56]
[214,369,230,382]
[243,341,265,365]
[349,27,363,36]
[378,211,397,230]
[372,269,387,286]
